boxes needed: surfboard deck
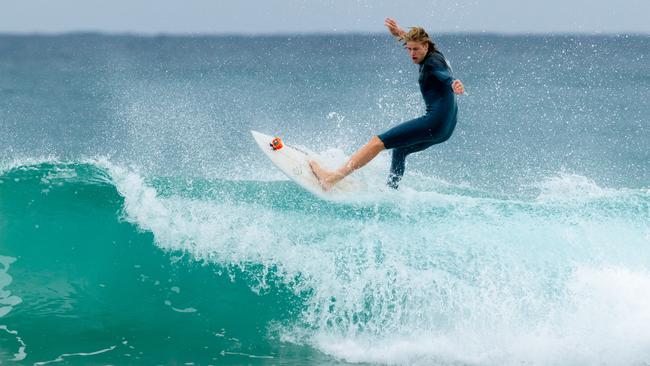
[251,130,363,200]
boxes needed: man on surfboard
[310,18,465,190]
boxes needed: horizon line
[0,30,648,38]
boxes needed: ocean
[0,33,649,365]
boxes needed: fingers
[452,80,465,95]
[384,18,398,29]
[385,18,405,38]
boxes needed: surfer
[310,18,465,190]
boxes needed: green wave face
[0,163,321,365]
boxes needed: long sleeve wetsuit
[377,50,458,189]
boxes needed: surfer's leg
[309,135,385,191]
[386,140,437,189]
[377,115,436,150]
[387,147,408,189]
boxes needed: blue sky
[1,0,649,34]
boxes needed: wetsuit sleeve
[424,57,455,87]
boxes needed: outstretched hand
[384,18,406,38]
[452,79,465,95]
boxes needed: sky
[1,0,649,35]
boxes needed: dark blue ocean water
[0,34,649,365]
[1,33,648,189]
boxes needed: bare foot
[308,160,342,191]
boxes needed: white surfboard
[251,130,363,200]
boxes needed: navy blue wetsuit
[378,50,458,188]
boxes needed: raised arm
[384,18,406,38]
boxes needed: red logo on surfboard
[270,137,283,150]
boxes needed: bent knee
[434,129,454,144]
[440,131,455,143]
[371,135,386,150]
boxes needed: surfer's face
[406,41,428,64]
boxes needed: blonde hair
[399,27,437,53]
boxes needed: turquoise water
[1,34,649,365]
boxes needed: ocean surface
[0,33,649,365]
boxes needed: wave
[2,159,650,365]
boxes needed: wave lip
[535,173,622,201]
[98,161,650,365]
